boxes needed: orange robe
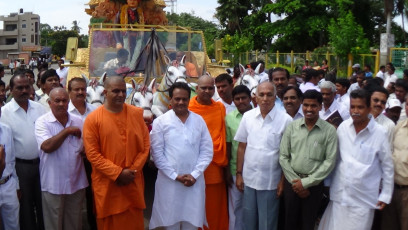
[83,104,150,230]
[189,96,229,230]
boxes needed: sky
[0,1,407,35]
[0,0,219,34]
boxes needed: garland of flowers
[120,4,144,27]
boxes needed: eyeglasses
[372,98,386,105]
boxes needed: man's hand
[0,145,5,175]
[115,168,136,186]
[236,174,244,192]
[376,201,387,210]
[225,167,233,188]
[277,179,284,198]
[66,127,82,138]
[297,189,310,198]
[183,174,196,187]
[292,179,305,193]
[116,43,123,49]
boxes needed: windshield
[88,27,207,79]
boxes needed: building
[0,9,41,61]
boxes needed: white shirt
[56,67,69,88]
[398,102,406,123]
[149,110,213,228]
[330,117,394,209]
[384,73,397,89]
[0,122,18,189]
[347,82,360,94]
[320,99,350,121]
[259,72,269,83]
[35,112,88,195]
[234,106,292,190]
[292,105,304,121]
[299,82,320,93]
[68,101,97,121]
[38,94,50,111]
[337,93,350,110]
[1,99,46,159]
[374,113,395,144]
[217,98,236,114]
[376,70,385,79]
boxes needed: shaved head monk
[189,75,229,229]
[83,76,150,230]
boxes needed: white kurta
[320,117,394,230]
[149,110,213,229]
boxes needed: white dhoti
[318,201,375,230]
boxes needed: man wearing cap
[385,99,402,124]
[352,63,361,77]
[381,96,408,230]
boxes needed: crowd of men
[0,60,407,230]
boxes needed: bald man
[235,82,292,230]
[83,76,150,230]
[189,75,229,229]
[35,88,88,230]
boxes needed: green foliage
[40,22,89,57]
[222,32,254,63]
[166,12,222,58]
[328,11,370,58]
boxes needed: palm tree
[71,20,81,34]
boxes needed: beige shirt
[392,119,408,185]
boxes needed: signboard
[22,45,41,51]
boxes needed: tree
[215,0,251,34]
[71,20,81,34]
[40,24,88,57]
[166,12,222,57]
[328,11,370,58]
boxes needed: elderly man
[269,67,289,109]
[1,74,46,230]
[235,81,292,230]
[225,85,252,230]
[188,75,229,230]
[0,123,19,230]
[149,82,213,230]
[318,89,394,230]
[68,77,97,120]
[280,90,338,230]
[35,88,88,230]
[215,73,236,114]
[38,69,61,110]
[369,86,395,142]
[83,76,150,230]
[381,96,408,230]
[282,86,304,120]
[320,81,350,123]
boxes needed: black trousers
[15,161,44,230]
[283,178,323,230]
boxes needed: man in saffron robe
[83,76,150,230]
[188,75,229,230]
